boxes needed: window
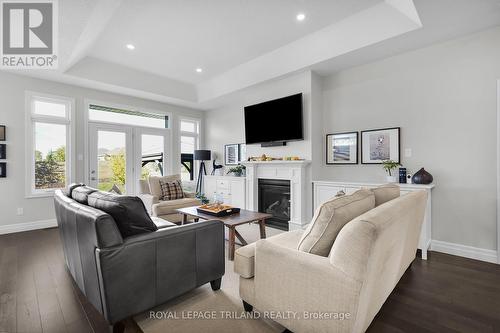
[89,104,169,129]
[180,119,200,181]
[26,93,74,196]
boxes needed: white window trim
[180,117,201,183]
[25,91,75,198]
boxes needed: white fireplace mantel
[242,160,311,231]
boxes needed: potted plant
[195,193,209,204]
[382,160,401,183]
[227,164,246,177]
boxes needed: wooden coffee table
[176,206,272,260]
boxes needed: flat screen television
[244,93,303,145]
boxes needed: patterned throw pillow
[159,179,185,201]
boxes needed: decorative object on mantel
[0,162,6,178]
[227,165,246,177]
[382,160,401,183]
[361,127,400,164]
[326,132,358,164]
[412,168,433,184]
[0,144,5,159]
[0,125,5,141]
[247,154,302,162]
[399,167,407,184]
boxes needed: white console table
[313,181,435,260]
[204,175,246,209]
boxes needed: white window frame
[25,91,75,198]
[180,117,201,183]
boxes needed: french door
[89,123,170,195]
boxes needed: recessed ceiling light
[296,13,306,21]
[126,44,135,50]
[196,68,203,73]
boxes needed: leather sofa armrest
[137,193,159,215]
[95,220,225,324]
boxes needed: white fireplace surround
[242,160,311,231]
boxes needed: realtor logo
[1,0,58,68]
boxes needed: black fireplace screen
[258,179,291,231]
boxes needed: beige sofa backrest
[329,190,428,333]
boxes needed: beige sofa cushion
[152,197,201,216]
[370,183,400,206]
[148,174,181,197]
[235,230,303,278]
[297,189,375,256]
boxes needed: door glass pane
[97,131,126,194]
[141,134,164,179]
[34,122,66,189]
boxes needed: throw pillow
[148,174,181,197]
[87,191,158,238]
[159,179,185,201]
[71,185,98,205]
[297,189,375,256]
[370,183,400,206]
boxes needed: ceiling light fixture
[196,68,203,73]
[126,44,135,50]
[296,13,306,21]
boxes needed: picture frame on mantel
[361,127,400,164]
[326,132,358,165]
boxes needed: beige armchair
[234,191,428,333]
[138,174,201,223]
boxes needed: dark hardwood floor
[1,227,499,333]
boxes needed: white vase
[386,175,397,183]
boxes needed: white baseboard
[0,219,57,235]
[431,240,498,264]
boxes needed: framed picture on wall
[225,144,240,165]
[0,144,5,159]
[361,127,400,164]
[0,126,5,141]
[326,132,358,164]
[0,162,6,177]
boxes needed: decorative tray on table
[197,203,240,217]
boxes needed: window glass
[34,100,67,118]
[34,122,67,190]
[181,120,197,133]
[141,134,164,179]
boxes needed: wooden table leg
[181,214,187,225]
[234,229,248,246]
[259,219,266,239]
[228,226,236,261]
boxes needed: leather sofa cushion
[370,183,400,206]
[148,174,181,197]
[72,186,98,205]
[88,191,158,238]
[298,189,375,256]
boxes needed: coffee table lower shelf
[175,206,272,260]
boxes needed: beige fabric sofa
[138,174,201,223]
[234,190,428,333]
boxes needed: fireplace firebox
[258,179,290,231]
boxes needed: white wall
[0,71,204,230]
[320,27,500,251]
